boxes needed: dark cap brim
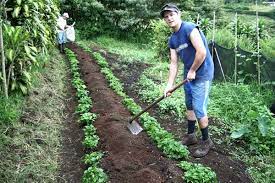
[160,7,179,17]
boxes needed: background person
[57,12,70,53]
[161,3,214,158]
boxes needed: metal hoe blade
[127,120,143,135]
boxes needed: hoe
[127,79,188,135]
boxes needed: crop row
[65,49,108,183]
[77,43,217,183]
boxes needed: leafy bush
[2,25,38,94]
[223,3,250,11]
[209,83,275,154]
[208,28,235,49]
[149,19,171,62]
[261,37,275,60]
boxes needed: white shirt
[57,16,67,33]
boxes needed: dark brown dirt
[59,68,86,182]
[68,43,183,183]
[88,45,252,183]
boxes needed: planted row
[65,49,108,183]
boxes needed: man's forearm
[190,50,206,72]
[167,61,178,86]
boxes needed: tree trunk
[0,19,8,98]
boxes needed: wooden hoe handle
[129,79,188,123]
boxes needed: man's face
[163,11,181,28]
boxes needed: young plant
[83,152,104,166]
[178,161,218,183]
[82,166,108,183]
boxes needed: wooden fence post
[234,12,238,84]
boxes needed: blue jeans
[57,31,66,44]
[184,80,211,119]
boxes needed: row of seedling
[77,43,217,183]
[65,49,108,183]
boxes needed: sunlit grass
[78,36,155,64]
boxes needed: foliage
[137,74,186,120]
[149,19,171,62]
[80,112,97,125]
[63,0,154,39]
[193,0,224,18]
[260,37,275,60]
[6,0,59,51]
[227,17,270,51]
[65,49,107,181]
[209,83,275,154]
[1,0,60,95]
[179,161,218,183]
[83,152,104,165]
[82,166,108,183]
[223,2,250,10]
[209,28,235,49]
[197,17,213,36]
[231,106,275,153]
[2,25,38,94]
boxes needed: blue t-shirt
[168,22,214,81]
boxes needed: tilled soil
[59,67,86,182]
[88,44,252,183]
[68,43,183,183]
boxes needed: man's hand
[164,84,173,97]
[187,70,196,81]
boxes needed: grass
[83,35,275,183]
[78,35,155,64]
[0,49,68,182]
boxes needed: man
[57,12,69,53]
[161,3,214,158]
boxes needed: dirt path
[59,67,86,182]
[89,45,252,183]
[68,43,183,183]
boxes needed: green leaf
[23,5,29,16]
[257,116,269,136]
[247,110,258,121]
[231,126,249,139]
[23,71,31,82]
[19,83,28,94]
[16,0,22,5]
[6,49,14,62]
[12,7,21,18]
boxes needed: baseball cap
[63,12,69,18]
[160,3,179,17]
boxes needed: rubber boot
[61,43,65,53]
[182,133,198,146]
[193,138,214,158]
[59,44,63,53]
